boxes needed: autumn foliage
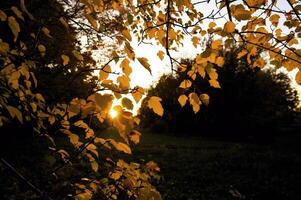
[1,0,301,199]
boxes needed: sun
[109,108,118,118]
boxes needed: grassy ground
[128,132,301,200]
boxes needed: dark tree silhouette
[139,48,299,139]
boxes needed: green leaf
[121,97,134,110]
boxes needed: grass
[128,132,301,200]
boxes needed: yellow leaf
[295,70,301,84]
[117,75,130,89]
[11,6,24,21]
[178,94,188,107]
[93,93,113,111]
[61,54,69,66]
[157,50,165,60]
[129,130,141,144]
[209,79,221,88]
[148,96,164,116]
[209,21,216,28]
[8,16,20,42]
[192,36,199,48]
[68,104,80,118]
[137,57,151,74]
[237,50,248,59]
[72,50,84,61]
[122,28,132,41]
[224,21,235,33]
[270,14,280,26]
[0,10,7,21]
[36,93,45,102]
[38,44,46,56]
[216,57,224,67]
[179,79,192,89]
[110,171,122,180]
[132,87,144,103]
[200,93,210,106]
[59,17,69,29]
[91,161,98,172]
[69,133,80,146]
[232,4,251,21]
[208,53,217,63]
[288,38,299,46]
[85,14,98,30]
[253,57,265,68]
[99,65,111,81]
[211,40,221,50]
[0,40,9,55]
[120,58,132,76]
[198,66,206,78]
[188,92,201,113]
[6,105,23,123]
[115,142,132,154]
[169,29,177,40]
[196,55,207,65]
[42,27,52,38]
[148,28,158,38]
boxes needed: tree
[1,0,301,199]
[0,1,160,199]
[139,48,299,138]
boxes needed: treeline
[139,49,300,139]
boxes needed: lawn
[129,132,301,200]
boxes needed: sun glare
[109,109,118,118]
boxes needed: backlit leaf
[110,171,122,180]
[157,50,165,60]
[211,40,221,50]
[72,50,84,61]
[85,14,98,30]
[38,44,46,56]
[120,58,132,76]
[224,21,235,33]
[200,94,210,106]
[209,79,221,88]
[122,28,132,41]
[61,54,69,66]
[0,10,7,21]
[132,87,144,103]
[99,65,111,81]
[8,16,20,42]
[129,130,141,144]
[216,57,225,67]
[59,17,69,29]
[178,95,188,107]
[115,142,132,154]
[137,57,151,74]
[179,79,192,89]
[121,97,133,110]
[148,96,164,116]
[189,92,201,113]
[6,105,23,123]
[42,27,52,38]
[192,36,199,48]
